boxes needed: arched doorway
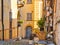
[26,26,32,39]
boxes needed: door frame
[26,26,32,39]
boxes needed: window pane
[27,13,32,21]
[27,0,32,4]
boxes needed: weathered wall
[0,0,17,40]
[18,0,34,38]
[56,0,60,45]
[0,0,2,40]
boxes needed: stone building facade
[17,0,46,40]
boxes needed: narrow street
[0,39,55,45]
[0,0,60,45]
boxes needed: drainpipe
[9,10,12,39]
[1,0,4,41]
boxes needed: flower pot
[40,27,44,31]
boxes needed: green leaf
[18,20,23,24]
[37,18,45,28]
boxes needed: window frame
[27,0,32,4]
[27,13,32,21]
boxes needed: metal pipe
[1,0,4,41]
[9,11,12,39]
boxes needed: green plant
[37,18,45,28]
[18,20,23,24]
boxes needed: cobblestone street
[0,39,55,45]
[0,0,60,45]
[0,39,29,45]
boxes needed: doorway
[26,26,32,39]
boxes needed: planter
[18,20,23,27]
[37,17,45,31]
[18,22,21,27]
[40,27,44,31]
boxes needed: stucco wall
[11,0,17,39]
[18,0,44,39]
[3,0,10,40]
[18,0,34,38]
[56,0,60,45]
[0,0,2,30]
[0,0,17,40]
[0,0,2,40]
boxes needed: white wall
[10,0,18,39]
[11,0,17,27]
[11,0,17,19]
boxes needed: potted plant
[18,20,23,27]
[37,17,45,31]
[16,20,23,41]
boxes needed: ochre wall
[0,0,17,40]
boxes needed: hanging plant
[18,20,23,24]
[18,20,23,27]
